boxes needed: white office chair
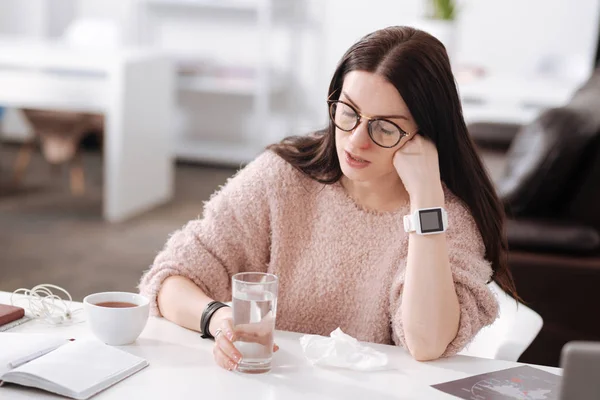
[458,281,543,362]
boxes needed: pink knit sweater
[139,151,498,357]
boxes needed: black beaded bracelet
[200,301,230,339]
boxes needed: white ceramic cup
[83,291,149,345]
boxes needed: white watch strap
[403,213,416,232]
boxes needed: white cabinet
[131,0,310,165]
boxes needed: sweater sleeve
[389,194,499,357]
[138,152,276,316]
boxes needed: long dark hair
[268,26,517,298]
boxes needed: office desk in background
[0,38,175,222]
[0,292,561,400]
[459,74,581,126]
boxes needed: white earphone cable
[11,284,84,326]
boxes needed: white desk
[0,292,561,400]
[0,38,175,222]
[459,75,581,126]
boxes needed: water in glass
[232,288,276,373]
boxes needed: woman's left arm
[392,135,498,361]
[401,187,460,361]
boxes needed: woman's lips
[344,151,371,169]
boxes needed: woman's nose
[349,121,371,149]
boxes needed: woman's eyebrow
[342,91,409,120]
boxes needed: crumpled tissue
[299,328,390,371]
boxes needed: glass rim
[232,272,278,284]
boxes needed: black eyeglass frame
[327,100,415,148]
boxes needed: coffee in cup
[95,301,137,308]
[83,292,149,345]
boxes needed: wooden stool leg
[12,139,35,186]
[70,152,85,196]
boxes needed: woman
[139,26,517,370]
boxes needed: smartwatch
[403,207,448,235]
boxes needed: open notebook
[0,332,148,399]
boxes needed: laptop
[559,341,600,400]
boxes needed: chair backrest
[458,282,543,362]
[496,68,600,221]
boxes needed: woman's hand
[393,134,444,208]
[209,307,278,371]
[210,308,241,371]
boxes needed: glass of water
[232,272,278,374]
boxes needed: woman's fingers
[217,319,242,364]
[213,318,242,371]
[221,318,236,341]
[217,332,243,364]
[212,318,279,370]
[213,341,237,371]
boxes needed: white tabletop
[0,292,561,399]
[0,70,107,112]
[0,37,168,112]
[458,74,582,126]
[0,37,162,72]
[458,74,579,107]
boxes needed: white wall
[0,0,45,37]
[0,0,75,38]
[456,0,600,82]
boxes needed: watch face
[419,209,444,233]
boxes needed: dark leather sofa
[483,69,600,366]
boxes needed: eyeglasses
[327,100,409,148]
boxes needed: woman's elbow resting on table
[402,311,460,361]
[404,330,453,361]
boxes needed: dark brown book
[0,304,25,327]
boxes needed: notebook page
[7,339,147,397]
[0,333,68,375]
